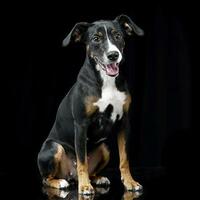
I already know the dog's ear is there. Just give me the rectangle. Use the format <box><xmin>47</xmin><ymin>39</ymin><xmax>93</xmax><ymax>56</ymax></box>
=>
<box><xmin>115</xmin><ymin>14</ymin><xmax>144</xmax><ymax>36</ymax></box>
<box><xmin>62</xmin><ymin>22</ymin><xmax>90</xmax><ymax>47</ymax></box>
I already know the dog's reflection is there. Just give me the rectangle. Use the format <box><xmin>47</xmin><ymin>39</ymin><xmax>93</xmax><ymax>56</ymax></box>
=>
<box><xmin>42</xmin><ymin>185</ymin><xmax>109</xmax><ymax>200</ymax></box>
<box><xmin>42</xmin><ymin>186</ymin><xmax>142</xmax><ymax>200</ymax></box>
<box><xmin>121</xmin><ymin>191</ymin><xmax>143</xmax><ymax>200</ymax></box>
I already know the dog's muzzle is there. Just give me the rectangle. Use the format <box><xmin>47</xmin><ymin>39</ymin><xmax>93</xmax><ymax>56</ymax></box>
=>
<box><xmin>95</xmin><ymin>57</ymin><xmax>119</xmax><ymax>77</ymax></box>
<box><xmin>104</xmin><ymin>63</ymin><xmax>119</xmax><ymax>76</ymax></box>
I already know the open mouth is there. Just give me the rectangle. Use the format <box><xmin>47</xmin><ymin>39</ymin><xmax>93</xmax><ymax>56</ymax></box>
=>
<box><xmin>94</xmin><ymin>57</ymin><xmax>119</xmax><ymax>77</ymax></box>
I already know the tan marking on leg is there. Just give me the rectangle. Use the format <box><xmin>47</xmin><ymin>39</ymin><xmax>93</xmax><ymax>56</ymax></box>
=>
<box><xmin>54</xmin><ymin>144</ymin><xmax>64</xmax><ymax>162</ymax></box>
<box><xmin>77</xmin><ymin>158</ymin><xmax>94</xmax><ymax>194</ymax></box>
<box><xmin>54</xmin><ymin>144</ymin><xmax>76</xmax><ymax>179</ymax></box>
<box><xmin>53</xmin><ymin>144</ymin><xmax>66</xmax><ymax>178</ymax></box>
<box><xmin>123</xmin><ymin>94</ymin><xmax>132</xmax><ymax>113</ymax></box>
<box><xmin>118</xmin><ymin>130</ymin><xmax>141</xmax><ymax>191</ymax></box>
<box><xmin>85</xmin><ymin>96</ymin><xmax>99</xmax><ymax>117</ymax></box>
<box><xmin>44</xmin><ymin>143</ymin><xmax>71</xmax><ymax>189</ymax></box>
<box><xmin>45</xmin><ymin>144</ymin><xmax>63</xmax><ymax>179</ymax></box>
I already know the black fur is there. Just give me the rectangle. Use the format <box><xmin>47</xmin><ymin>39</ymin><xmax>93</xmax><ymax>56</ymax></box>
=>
<box><xmin>37</xmin><ymin>14</ymin><xmax>144</xmax><ymax>186</ymax></box>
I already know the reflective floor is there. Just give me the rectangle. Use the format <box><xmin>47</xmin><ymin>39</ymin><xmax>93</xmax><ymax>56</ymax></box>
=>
<box><xmin>0</xmin><ymin>166</ymin><xmax>193</xmax><ymax>200</ymax></box>
<box><xmin>41</xmin><ymin>185</ymin><xmax>143</xmax><ymax>200</ymax></box>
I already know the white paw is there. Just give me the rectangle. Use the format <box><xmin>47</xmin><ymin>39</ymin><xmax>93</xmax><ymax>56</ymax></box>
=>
<box><xmin>59</xmin><ymin>190</ymin><xmax>69</xmax><ymax>198</ymax></box>
<box><xmin>79</xmin><ymin>184</ymin><xmax>95</xmax><ymax>195</ymax></box>
<box><xmin>95</xmin><ymin>187</ymin><xmax>110</xmax><ymax>194</ymax></box>
<box><xmin>82</xmin><ymin>190</ymin><xmax>94</xmax><ymax>195</ymax></box>
<box><xmin>134</xmin><ymin>184</ymin><xmax>143</xmax><ymax>191</ymax></box>
<box><xmin>59</xmin><ymin>179</ymin><xmax>69</xmax><ymax>189</ymax></box>
<box><xmin>93</xmin><ymin>177</ymin><xmax>110</xmax><ymax>185</ymax></box>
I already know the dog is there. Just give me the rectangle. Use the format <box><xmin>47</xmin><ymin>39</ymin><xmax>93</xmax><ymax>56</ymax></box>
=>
<box><xmin>37</xmin><ymin>14</ymin><xmax>144</xmax><ymax>195</ymax></box>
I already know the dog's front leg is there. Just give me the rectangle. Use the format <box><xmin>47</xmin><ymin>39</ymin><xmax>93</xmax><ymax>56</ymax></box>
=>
<box><xmin>118</xmin><ymin>130</ymin><xmax>142</xmax><ymax>191</ymax></box>
<box><xmin>74</xmin><ymin>122</ymin><xmax>94</xmax><ymax>195</ymax></box>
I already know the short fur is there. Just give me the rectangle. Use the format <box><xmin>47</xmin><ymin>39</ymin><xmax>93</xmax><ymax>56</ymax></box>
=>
<box><xmin>37</xmin><ymin>14</ymin><xmax>144</xmax><ymax>195</ymax></box>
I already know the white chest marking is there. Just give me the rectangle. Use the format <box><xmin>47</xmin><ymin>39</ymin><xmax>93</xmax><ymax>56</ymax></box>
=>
<box><xmin>94</xmin><ymin>66</ymin><xmax>126</xmax><ymax>122</ymax></box>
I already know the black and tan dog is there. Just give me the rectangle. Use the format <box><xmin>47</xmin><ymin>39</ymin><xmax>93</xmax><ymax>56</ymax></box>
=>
<box><xmin>37</xmin><ymin>14</ymin><xmax>144</xmax><ymax>195</ymax></box>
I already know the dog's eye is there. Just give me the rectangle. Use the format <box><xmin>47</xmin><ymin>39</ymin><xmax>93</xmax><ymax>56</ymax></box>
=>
<box><xmin>114</xmin><ymin>33</ymin><xmax>122</xmax><ymax>40</ymax></box>
<box><xmin>92</xmin><ymin>35</ymin><xmax>101</xmax><ymax>43</ymax></box>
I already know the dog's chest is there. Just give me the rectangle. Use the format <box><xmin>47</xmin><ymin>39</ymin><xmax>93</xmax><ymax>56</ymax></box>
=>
<box><xmin>94</xmin><ymin>83</ymin><xmax>126</xmax><ymax>122</ymax></box>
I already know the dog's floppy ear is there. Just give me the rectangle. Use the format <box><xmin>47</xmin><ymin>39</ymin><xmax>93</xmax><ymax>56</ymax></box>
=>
<box><xmin>115</xmin><ymin>14</ymin><xmax>144</xmax><ymax>36</ymax></box>
<box><xmin>62</xmin><ymin>22</ymin><xmax>90</xmax><ymax>47</ymax></box>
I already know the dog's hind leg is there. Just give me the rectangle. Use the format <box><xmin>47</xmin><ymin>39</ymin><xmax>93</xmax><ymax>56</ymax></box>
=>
<box><xmin>37</xmin><ymin>141</ymin><xmax>73</xmax><ymax>189</ymax></box>
<box><xmin>88</xmin><ymin>143</ymin><xmax>111</xmax><ymax>186</ymax></box>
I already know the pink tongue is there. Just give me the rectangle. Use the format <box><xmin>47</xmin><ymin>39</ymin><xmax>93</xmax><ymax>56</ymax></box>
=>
<box><xmin>105</xmin><ymin>63</ymin><xmax>119</xmax><ymax>76</ymax></box>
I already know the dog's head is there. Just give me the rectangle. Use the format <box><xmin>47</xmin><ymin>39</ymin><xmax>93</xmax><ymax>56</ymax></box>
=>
<box><xmin>62</xmin><ymin>15</ymin><xmax>144</xmax><ymax>77</ymax></box>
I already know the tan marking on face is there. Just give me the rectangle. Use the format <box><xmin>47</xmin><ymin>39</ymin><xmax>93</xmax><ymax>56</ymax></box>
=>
<box><xmin>111</xmin><ymin>29</ymin><xmax>117</xmax><ymax>34</ymax></box>
<box><xmin>85</xmin><ymin>96</ymin><xmax>99</xmax><ymax>117</ymax></box>
<box><xmin>86</xmin><ymin>45</ymin><xmax>89</xmax><ymax>53</ymax></box>
<box><xmin>86</xmin><ymin>44</ymin><xmax>92</xmax><ymax>58</ymax></box>
<box><xmin>73</xmin><ymin>30</ymin><xmax>82</xmax><ymax>42</ymax></box>
<box><xmin>123</xmin><ymin>94</ymin><xmax>132</xmax><ymax>113</ymax></box>
<box><xmin>98</xmin><ymin>32</ymin><xmax>103</xmax><ymax>37</ymax></box>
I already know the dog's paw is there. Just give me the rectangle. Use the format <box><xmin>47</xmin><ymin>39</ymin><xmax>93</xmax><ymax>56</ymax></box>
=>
<box><xmin>79</xmin><ymin>183</ymin><xmax>95</xmax><ymax>195</ymax></box>
<box><xmin>95</xmin><ymin>186</ymin><xmax>110</xmax><ymax>195</ymax></box>
<box><xmin>59</xmin><ymin>179</ymin><xmax>70</xmax><ymax>189</ymax></box>
<box><xmin>123</xmin><ymin>180</ymin><xmax>143</xmax><ymax>192</ymax></box>
<box><xmin>42</xmin><ymin>186</ymin><xmax>69</xmax><ymax>199</ymax></box>
<box><xmin>91</xmin><ymin>176</ymin><xmax>111</xmax><ymax>186</ymax></box>
<box><xmin>78</xmin><ymin>194</ymin><xmax>95</xmax><ymax>200</ymax></box>
<box><xmin>43</xmin><ymin>178</ymin><xmax>70</xmax><ymax>189</ymax></box>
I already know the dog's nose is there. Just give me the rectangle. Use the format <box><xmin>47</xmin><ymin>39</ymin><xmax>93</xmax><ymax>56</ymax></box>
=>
<box><xmin>107</xmin><ymin>51</ymin><xmax>119</xmax><ymax>61</ymax></box>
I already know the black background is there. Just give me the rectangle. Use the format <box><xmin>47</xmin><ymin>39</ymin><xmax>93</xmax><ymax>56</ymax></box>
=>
<box><xmin>2</xmin><ymin>1</ymin><xmax>194</xmax><ymax>198</ymax></box>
